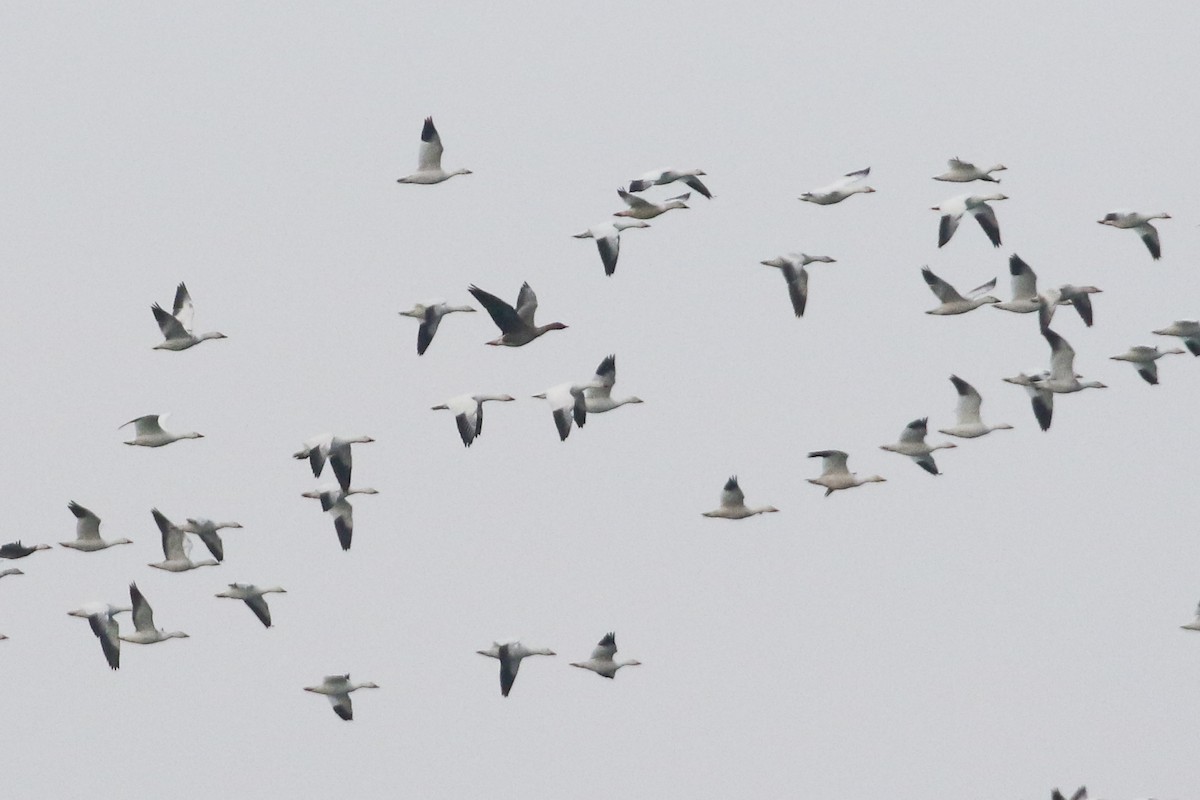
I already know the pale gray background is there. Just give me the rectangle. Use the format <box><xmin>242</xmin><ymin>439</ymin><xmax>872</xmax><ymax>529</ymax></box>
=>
<box><xmin>2</xmin><ymin>3</ymin><xmax>1198</xmax><ymax>798</ymax></box>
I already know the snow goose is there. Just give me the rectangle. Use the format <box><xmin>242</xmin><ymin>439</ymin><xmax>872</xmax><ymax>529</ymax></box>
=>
<box><xmin>301</xmin><ymin>485</ymin><xmax>377</xmax><ymax>551</ymax></box>
<box><xmin>148</xmin><ymin>509</ymin><xmax>219</xmax><ymax>572</ymax></box>
<box><xmin>932</xmin><ymin>157</ymin><xmax>1006</xmax><ymax>183</ymax></box>
<box><xmin>215</xmin><ymin>583</ymin><xmax>287</xmax><ymax>628</ymax></box>
<box><xmin>398</xmin><ymin>301</ymin><xmax>476</xmax><ymax>355</ymax></box>
<box><xmin>0</xmin><ymin>568</ymin><xmax>22</xmax><ymax>579</ymax></box>
<box><xmin>702</xmin><ymin>476</ymin><xmax>778</xmax><ymax>519</ymax></box>
<box><xmin>60</xmin><ymin>502</ymin><xmax>133</xmax><ymax>552</ymax></box>
<box><xmin>468</xmin><ymin>282</ymin><xmax>568</xmax><ymax>347</ymax></box>
<box><xmin>614</xmin><ymin>187</ymin><xmax>689</xmax><ymax>220</ymax></box>
<box><xmin>431</xmin><ymin>393</ymin><xmax>516</xmax><ymax>447</ymax></box>
<box><xmin>1110</xmin><ymin>345</ymin><xmax>1186</xmax><ymax>385</ymax></box>
<box><xmin>1181</xmin><ymin>600</ymin><xmax>1200</xmax><ymax>631</ymax></box>
<box><xmin>178</xmin><ymin>518</ymin><xmax>243</xmax><ymax>562</ymax></box>
<box><xmin>0</xmin><ymin>541</ymin><xmax>51</xmax><ymax>559</ymax></box>
<box><xmin>806</xmin><ymin>451</ymin><xmax>885</xmax><ymax>496</ymax></box>
<box><xmin>1153</xmin><ymin>320</ymin><xmax>1200</xmax><ymax>356</ymax></box>
<box><xmin>798</xmin><ymin>167</ymin><xmax>874</xmax><ymax>205</ymax></box>
<box><xmin>627</xmin><ymin>168</ymin><xmax>712</xmax><ymax>198</ymax></box>
<box><xmin>120</xmin><ymin>583</ymin><xmax>188</xmax><ymax>645</ymax></box>
<box><xmin>1037</xmin><ymin>284</ymin><xmax>1103</xmax><ymax>330</ymax></box>
<box><xmin>921</xmin><ymin>267</ymin><xmax>999</xmax><ymax>315</ymax></box>
<box><xmin>760</xmin><ymin>253</ymin><xmax>836</xmax><ymax>318</ymax></box>
<box><xmin>120</xmin><ymin>414</ymin><xmax>204</xmax><ymax>447</ymax></box>
<box><xmin>573</xmin><ymin>219</ymin><xmax>650</xmax><ymax>277</ymax></box>
<box><xmin>293</xmin><ymin>433</ymin><xmax>375</xmax><ymax>493</ymax></box>
<box><xmin>532</xmin><ymin>381</ymin><xmax>600</xmax><ymax>441</ymax></box>
<box><xmin>992</xmin><ymin>254</ymin><xmax>1041</xmax><ymax>314</ymax></box>
<box><xmin>395</xmin><ymin>117</ymin><xmax>471</xmax><ymax>184</ymax></box>
<box><xmin>68</xmin><ymin>601</ymin><xmax>130</xmax><ymax>669</ymax></box>
<box><xmin>1098</xmin><ymin>210</ymin><xmax>1170</xmax><ymax>259</ymax></box>
<box><xmin>304</xmin><ymin>674</ymin><xmax>379</xmax><ymax>720</ymax></box>
<box><xmin>1002</xmin><ymin>372</ymin><xmax>1055</xmax><ymax>431</ymax></box>
<box><xmin>570</xmin><ymin>632</ymin><xmax>641</xmax><ymax>679</ymax></box>
<box><xmin>932</xmin><ymin>193</ymin><xmax>1006</xmax><ymax>248</ymax></box>
<box><xmin>938</xmin><ymin>376</ymin><xmax>1013</xmax><ymax>438</ymax></box>
<box><xmin>1031</xmin><ymin>328</ymin><xmax>1108</xmax><ymax>396</ymax></box>
<box><xmin>477</xmin><ymin>641</ymin><xmax>556</xmax><ymax>697</ymax></box>
<box><xmin>879</xmin><ymin>418</ymin><xmax>956</xmax><ymax>475</ymax></box>
<box><xmin>151</xmin><ymin>282</ymin><xmax>227</xmax><ymax>351</ymax></box>
<box><xmin>583</xmin><ymin>355</ymin><xmax>643</xmax><ymax>413</ymax></box>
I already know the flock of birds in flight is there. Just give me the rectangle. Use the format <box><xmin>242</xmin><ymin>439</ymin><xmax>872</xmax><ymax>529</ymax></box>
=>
<box><xmin>2</xmin><ymin>115</ymin><xmax>1197</xmax><ymax>757</ymax></box>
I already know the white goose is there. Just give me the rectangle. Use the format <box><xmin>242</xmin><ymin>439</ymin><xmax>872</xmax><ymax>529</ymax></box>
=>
<box><xmin>806</xmin><ymin>451</ymin><xmax>886</xmax><ymax>496</ymax></box>
<box><xmin>120</xmin><ymin>414</ymin><xmax>204</xmax><ymax>447</ymax></box>
<box><xmin>613</xmin><ymin>187</ymin><xmax>689</xmax><ymax>220</ymax></box>
<box><xmin>583</xmin><ymin>355</ymin><xmax>643</xmax><ymax>414</ymax></box>
<box><xmin>760</xmin><ymin>253</ymin><xmax>836</xmax><ymax>318</ymax></box>
<box><xmin>301</xmin><ymin>485</ymin><xmax>378</xmax><ymax>552</ymax></box>
<box><xmin>532</xmin><ymin>381</ymin><xmax>600</xmax><ymax>441</ymax></box>
<box><xmin>921</xmin><ymin>267</ymin><xmax>999</xmax><ymax>315</ymax></box>
<box><xmin>1002</xmin><ymin>371</ymin><xmax>1054</xmax><ymax>432</ymax></box>
<box><xmin>304</xmin><ymin>674</ymin><xmax>380</xmax><ymax>720</ymax></box>
<box><xmin>431</xmin><ymin>394</ymin><xmax>516</xmax><ymax>447</ymax></box>
<box><xmin>178</xmin><ymin>518</ymin><xmax>243</xmax><ymax>562</ymax></box>
<box><xmin>1153</xmin><ymin>320</ymin><xmax>1200</xmax><ymax>356</ymax></box>
<box><xmin>879</xmin><ymin>418</ymin><xmax>956</xmax><ymax>475</ymax></box>
<box><xmin>627</xmin><ymin>168</ymin><xmax>712</xmax><ymax>198</ymax></box>
<box><xmin>149</xmin><ymin>508</ymin><xmax>220</xmax><ymax>572</ymax></box>
<box><xmin>395</xmin><ymin>117</ymin><xmax>472</xmax><ymax>184</ymax></box>
<box><xmin>932</xmin><ymin>157</ymin><xmax>1006</xmax><ymax>183</ymax></box>
<box><xmin>1037</xmin><ymin>284</ymin><xmax>1103</xmax><ymax>330</ymax></box>
<box><xmin>938</xmin><ymin>376</ymin><xmax>1013</xmax><ymax>439</ymax></box>
<box><xmin>702</xmin><ymin>476</ymin><xmax>778</xmax><ymax>519</ymax></box>
<box><xmin>293</xmin><ymin>433</ymin><xmax>375</xmax><ymax>493</ymax></box>
<box><xmin>398</xmin><ymin>301</ymin><xmax>476</xmax><ymax>355</ymax></box>
<box><xmin>932</xmin><ymin>193</ymin><xmax>1006</xmax><ymax>248</ymax></box>
<box><xmin>1181</xmin><ymin>600</ymin><xmax>1200</xmax><ymax>631</ymax></box>
<box><xmin>1098</xmin><ymin>210</ymin><xmax>1169</xmax><ymax>259</ymax></box>
<box><xmin>992</xmin><ymin>254</ymin><xmax>1041</xmax><ymax>314</ymax></box>
<box><xmin>120</xmin><ymin>583</ymin><xmax>189</xmax><ymax>645</ymax></box>
<box><xmin>798</xmin><ymin>167</ymin><xmax>874</xmax><ymax>205</ymax></box>
<box><xmin>60</xmin><ymin>502</ymin><xmax>133</xmax><ymax>552</ymax></box>
<box><xmin>151</xmin><ymin>282</ymin><xmax>227</xmax><ymax>351</ymax></box>
<box><xmin>1031</xmin><ymin>328</ymin><xmax>1108</xmax><ymax>396</ymax></box>
<box><xmin>477</xmin><ymin>641</ymin><xmax>556</xmax><ymax>697</ymax></box>
<box><xmin>573</xmin><ymin>219</ymin><xmax>650</xmax><ymax>277</ymax></box>
<box><xmin>216</xmin><ymin>583</ymin><xmax>287</xmax><ymax>628</ymax></box>
<box><xmin>1110</xmin><ymin>345</ymin><xmax>1186</xmax><ymax>385</ymax></box>
<box><xmin>68</xmin><ymin>601</ymin><xmax>131</xmax><ymax>670</ymax></box>
<box><xmin>570</xmin><ymin>632</ymin><xmax>641</xmax><ymax>679</ymax></box>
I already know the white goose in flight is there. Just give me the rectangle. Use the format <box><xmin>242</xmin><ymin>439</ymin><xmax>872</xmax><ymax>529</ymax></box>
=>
<box><xmin>120</xmin><ymin>583</ymin><xmax>189</xmax><ymax>645</ymax></box>
<box><xmin>879</xmin><ymin>418</ymin><xmax>956</xmax><ymax>475</ymax></box>
<box><xmin>613</xmin><ymin>187</ymin><xmax>689</xmax><ymax>220</ymax></box>
<box><xmin>921</xmin><ymin>267</ymin><xmax>999</xmax><ymax>315</ymax></box>
<box><xmin>149</xmin><ymin>509</ymin><xmax>219</xmax><ymax>572</ymax></box>
<box><xmin>760</xmin><ymin>253</ymin><xmax>836</xmax><ymax>318</ymax></box>
<box><xmin>1098</xmin><ymin>210</ymin><xmax>1169</xmax><ymax>259</ymax></box>
<box><xmin>398</xmin><ymin>301</ymin><xmax>476</xmax><ymax>355</ymax></box>
<box><xmin>806</xmin><ymin>451</ymin><xmax>885</xmax><ymax>496</ymax></box>
<box><xmin>121</xmin><ymin>414</ymin><xmax>204</xmax><ymax>447</ymax></box>
<box><xmin>702</xmin><ymin>476</ymin><xmax>778</xmax><ymax>519</ymax></box>
<box><xmin>1110</xmin><ymin>345</ymin><xmax>1186</xmax><ymax>385</ymax></box>
<box><xmin>431</xmin><ymin>394</ymin><xmax>516</xmax><ymax>447</ymax></box>
<box><xmin>583</xmin><ymin>355</ymin><xmax>643</xmax><ymax>414</ymax></box>
<box><xmin>301</xmin><ymin>485</ymin><xmax>378</xmax><ymax>552</ymax></box>
<box><xmin>216</xmin><ymin>583</ymin><xmax>287</xmax><ymax>628</ymax></box>
<box><xmin>477</xmin><ymin>641</ymin><xmax>556</xmax><ymax>697</ymax></box>
<box><xmin>1036</xmin><ymin>284</ymin><xmax>1103</xmax><ymax>330</ymax></box>
<box><xmin>60</xmin><ymin>502</ymin><xmax>133</xmax><ymax>552</ymax></box>
<box><xmin>293</xmin><ymin>433</ymin><xmax>375</xmax><ymax>493</ymax></box>
<box><xmin>468</xmin><ymin>282</ymin><xmax>568</xmax><ymax>347</ymax></box>
<box><xmin>151</xmin><ymin>282</ymin><xmax>227</xmax><ymax>351</ymax></box>
<box><xmin>68</xmin><ymin>601</ymin><xmax>131</xmax><ymax>670</ymax></box>
<box><xmin>1153</xmin><ymin>320</ymin><xmax>1200</xmax><ymax>356</ymax></box>
<box><xmin>573</xmin><ymin>219</ymin><xmax>650</xmax><ymax>277</ymax></box>
<box><xmin>627</xmin><ymin>168</ymin><xmax>712</xmax><ymax>198</ymax></box>
<box><xmin>1002</xmin><ymin>372</ymin><xmax>1054</xmax><ymax>432</ymax></box>
<box><xmin>396</xmin><ymin>117</ymin><xmax>471</xmax><ymax>184</ymax></box>
<box><xmin>178</xmin><ymin>517</ymin><xmax>243</xmax><ymax>562</ymax></box>
<box><xmin>798</xmin><ymin>167</ymin><xmax>874</xmax><ymax>205</ymax></box>
<box><xmin>304</xmin><ymin>674</ymin><xmax>380</xmax><ymax>720</ymax></box>
<box><xmin>932</xmin><ymin>193</ymin><xmax>1006</xmax><ymax>248</ymax></box>
<box><xmin>932</xmin><ymin>157</ymin><xmax>1006</xmax><ymax>183</ymax></box>
<box><xmin>570</xmin><ymin>632</ymin><xmax>641</xmax><ymax>679</ymax></box>
<box><xmin>992</xmin><ymin>254</ymin><xmax>1041</xmax><ymax>314</ymax></box>
<box><xmin>532</xmin><ymin>381</ymin><xmax>599</xmax><ymax>441</ymax></box>
<box><xmin>937</xmin><ymin>376</ymin><xmax>1012</xmax><ymax>439</ymax></box>
<box><xmin>1031</xmin><ymin>328</ymin><xmax>1108</xmax><ymax>396</ymax></box>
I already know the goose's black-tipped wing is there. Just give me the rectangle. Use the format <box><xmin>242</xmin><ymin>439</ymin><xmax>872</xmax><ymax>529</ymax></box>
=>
<box><xmin>1141</xmin><ymin>224</ymin><xmax>1161</xmax><ymax>259</ymax></box>
<box><xmin>938</xmin><ymin>214</ymin><xmax>959</xmax><ymax>248</ymax></box>
<box><xmin>195</xmin><ymin>530</ymin><xmax>224</xmax><ymax>562</ymax></box>
<box><xmin>417</xmin><ymin>306</ymin><xmax>441</xmax><ymax>355</ymax></box>
<box><xmin>498</xmin><ymin>643</ymin><xmax>519</xmax><ymax>697</ymax></box>
<box><xmin>682</xmin><ymin>174</ymin><xmax>713</xmax><ymax>199</ymax></box>
<box><xmin>552</xmin><ymin>408</ymin><xmax>572</xmax><ymax>441</ymax></box>
<box><xmin>974</xmin><ymin>205</ymin><xmax>1002</xmax><ymax>247</ymax></box>
<box><xmin>1071</xmin><ymin>294</ymin><xmax>1094</xmax><ymax>327</ymax></box>
<box><xmin>455</xmin><ymin>414</ymin><xmax>476</xmax><ymax>447</ymax></box>
<box><xmin>596</xmin><ymin>235</ymin><xmax>619</xmax><ymax>276</ymax></box>
<box><xmin>782</xmin><ymin>263</ymin><xmax>808</xmax><ymax>317</ymax></box>
<box><xmin>245</xmin><ymin>595</ymin><xmax>273</xmax><ymax>628</ymax></box>
<box><xmin>468</xmin><ymin>285</ymin><xmax>523</xmax><ymax>334</ymax></box>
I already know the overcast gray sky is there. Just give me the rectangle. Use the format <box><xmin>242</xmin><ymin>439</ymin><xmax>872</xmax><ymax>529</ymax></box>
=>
<box><xmin>3</xmin><ymin>3</ymin><xmax>1199</xmax><ymax>798</ymax></box>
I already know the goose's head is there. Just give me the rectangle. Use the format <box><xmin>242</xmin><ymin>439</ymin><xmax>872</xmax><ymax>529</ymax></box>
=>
<box><xmin>614</xmin><ymin>219</ymin><xmax>651</xmax><ymax>232</ymax></box>
<box><xmin>453</xmin><ymin>168</ymin><xmax>473</xmax><ymax>177</ymax></box>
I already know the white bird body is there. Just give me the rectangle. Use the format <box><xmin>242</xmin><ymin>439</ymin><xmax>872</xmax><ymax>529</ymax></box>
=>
<box><xmin>301</xmin><ymin>485</ymin><xmax>378</xmax><ymax>551</ymax></box>
<box><xmin>702</xmin><ymin>476</ymin><xmax>778</xmax><ymax>519</ymax></box>
<box><xmin>293</xmin><ymin>433</ymin><xmax>374</xmax><ymax>493</ymax></box>
<box><xmin>120</xmin><ymin>414</ymin><xmax>204</xmax><ymax>447</ymax></box>
<box><xmin>1153</xmin><ymin>320</ymin><xmax>1200</xmax><ymax>356</ymax></box>
<box><xmin>477</xmin><ymin>641</ymin><xmax>556</xmax><ymax>697</ymax></box>
<box><xmin>573</xmin><ymin>219</ymin><xmax>650</xmax><ymax>277</ymax></box>
<box><xmin>806</xmin><ymin>450</ymin><xmax>885</xmax><ymax>496</ymax></box>
<box><xmin>613</xmin><ymin>188</ymin><xmax>689</xmax><ymax>220</ymax></box>
<box><xmin>60</xmin><ymin>502</ymin><xmax>133</xmax><ymax>551</ymax></box>
<box><xmin>216</xmin><ymin>583</ymin><xmax>287</xmax><ymax>628</ymax></box>
<box><xmin>938</xmin><ymin>375</ymin><xmax>1013</xmax><ymax>439</ymax></box>
<box><xmin>396</xmin><ymin>117</ymin><xmax>471</xmax><ymax>184</ymax></box>
<box><xmin>879</xmin><ymin>418</ymin><xmax>956</xmax><ymax>475</ymax></box>
<box><xmin>1032</xmin><ymin>328</ymin><xmax>1108</xmax><ymax>395</ymax></box>
<box><xmin>178</xmin><ymin>517</ymin><xmax>243</xmax><ymax>562</ymax></box>
<box><xmin>533</xmin><ymin>381</ymin><xmax>602</xmax><ymax>441</ymax></box>
<box><xmin>993</xmin><ymin>254</ymin><xmax>1041</xmax><ymax>313</ymax></box>
<box><xmin>798</xmin><ymin>167</ymin><xmax>874</xmax><ymax>205</ymax></box>
<box><xmin>582</xmin><ymin>355</ymin><xmax>643</xmax><ymax>414</ymax></box>
<box><xmin>570</xmin><ymin>632</ymin><xmax>641</xmax><ymax>679</ymax></box>
<box><xmin>398</xmin><ymin>301</ymin><xmax>476</xmax><ymax>355</ymax></box>
<box><xmin>1002</xmin><ymin>371</ymin><xmax>1055</xmax><ymax>432</ymax></box>
<box><xmin>627</xmin><ymin>168</ymin><xmax>712</xmax><ymax>198</ymax></box>
<box><xmin>1110</xmin><ymin>345</ymin><xmax>1186</xmax><ymax>385</ymax></box>
<box><xmin>1098</xmin><ymin>210</ymin><xmax>1169</xmax><ymax>259</ymax></box>
<box><xmin>932</xmin><ymin>192</ymin><xmax>1006</xmax><ymax>248</ymax></box>
<box><xmin>68</xmin><ymin>601</ymin><xmax>131</xmax><ymax>669</ymax></box>
<box><xmin>921</xmin><ymin>267</ymin><xmax>1000</xmax><ymax>315</ymax></box>
<box><xmin>760</xmin><ymin>253</ymin><xmax>836</xmax><ymax>317</ymax></box>
<box><xmin>119</xmin><ymin>583</ymin><xmax>189</xmax><ymax>645</ymax></box>
<box><xmin>932</xmin><ymin>157</ymin><xmax>1006</xmax><ymax>183</ymax></box>
<box><xmin>151</xmin><ymin>282</ymin><xmax>227</xmax><ymax>351</ymax></box>
<box><xmin>304</xmin><ymin>674</ymin><xmax>380</xmax><ymax>720</ymax></box>
<box><xmin>149</xmin><ymin>509</ymin><xmax>220</xmax><ymax>572</ymax></box>
<box><xmin>431</xmin><ymin>393</ymin><xmax>515</xmax><ymax>447</ymax></box>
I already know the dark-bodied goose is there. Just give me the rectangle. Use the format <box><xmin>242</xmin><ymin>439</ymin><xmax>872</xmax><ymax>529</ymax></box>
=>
<box><xmin>468</xmin><ymin>283</ymin><xmax>567</xmax><ymax>347</ymax></box>
<box><xmin>396</xmin><ymin>117</ymin><xmax>471</xmax><ymax>184</ymax></box>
